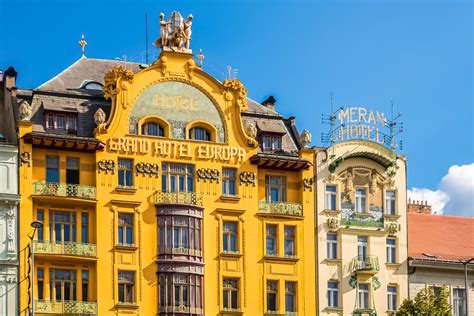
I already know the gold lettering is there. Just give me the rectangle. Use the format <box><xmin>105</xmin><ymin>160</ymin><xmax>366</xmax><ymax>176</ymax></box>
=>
<box><xmin>238</xmin><ymin>148</ymin><xmax>246</xmax><ymax>163</ymax></box>
<box><xmin>197</xmin><ymin>144</ymin><xmax>207</xmax><ymax>159</ymax></box>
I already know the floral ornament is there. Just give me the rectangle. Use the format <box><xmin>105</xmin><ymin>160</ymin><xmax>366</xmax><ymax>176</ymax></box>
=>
<box><xmin>197</xmin><ymin>168</ymin><xmax>220</xmax><ymax>183</ymax></box>
<box><xmin>103</xmin><ymin>66</ymin><xmax>134</xmax><ymax>100</ymax></box>
<box><xmin>349</xmin><ymin>274</ymin><xmax>358</xmax><ymax>288</ymax></box>
<box><xmin>385</xmin><ymin>223</ymin><xmax>399</xmax><ymax>235</ymax></box>
<box><xmin>326</xmin><ymin>218</ymin><xmax>339</xmax><ymax>231</ymax></box>
<box><xmin>239</xmin><ymin>172</ymin><xmax>256</xmax><ymax>186</ymax></box>
<box><xmin>223</xmin><ymin>79</ymin><xmax>248</xmax><ymax>112</ymax></box>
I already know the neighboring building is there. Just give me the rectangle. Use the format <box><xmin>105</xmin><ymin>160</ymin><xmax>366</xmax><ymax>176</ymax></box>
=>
<box><xmin>314</xmin><ymin>138</ymin><xmax>408</xmax><ymax>315</ymax></box>
<box><xmin>17</xmin><ymin>13</ymin><xmax>316</xmax><ymax>315</ymax></box>
<box><xmin>408</xmin><ymin>201</ymin><xmax>474</xmax><ymax>316</ymax></box>
<box><xmin>0</xmin><ymin>67</ymin><xmax>20</xmax><ymax>314</ymax></box>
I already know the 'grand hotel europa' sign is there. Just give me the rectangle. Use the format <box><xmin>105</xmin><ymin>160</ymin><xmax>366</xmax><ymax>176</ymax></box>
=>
<box><xmin>334</xmin><ymin>107</ymin><xmax>388</xmax><ymax>144</ymax></box>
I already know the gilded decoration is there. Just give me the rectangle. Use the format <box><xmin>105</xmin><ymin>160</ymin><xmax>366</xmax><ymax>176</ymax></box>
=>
<box><xmin>303</xmin><ymin>177</ymin><xmax>314</xmax><ymax>191</ymax></box>
<box><xmin>197</xmin><ymin>168</ymin><xmax>220</xmax><ymax>183</ymax></box>
<box><xmin>136</xmin><ymin>162</ymin><xmax>159</xmax><ymax>177</ymax></box>
<box><xmin>239</xmin><ymin>172</ymin><xmax>256</xmax><ymax>186</ymax></box>
<box><xmin>20</xmin><ymin>152</ymin><xmax>31</xmax><ymax>166</ymax></box>
<box><xmin>385</xmin><ymin>223</ymin><xmax>399</xmax><ymax>235</ymax></box>
<box><xmin>223</xmin><ymin>79</ymin><xmax>248</xmax><ymax>112</ymax></box>
<box><xmin>326</xmin><ymin>218</ymin><xmax>339</xmax><ymax>231</ymax></box>
<box><xmin>32</xmin><ymin>182</ymin><xmax>97</xmax><ymax>200</ymax></box>
<box><xmin>103</xmin><ymin>65</ymin><xmax>134</xmax><ymax>100</ymax></box>
<box><xmin>98</xmin><ymin>160</ymin><xmax>115</xmax><ymax>174</ymax></box>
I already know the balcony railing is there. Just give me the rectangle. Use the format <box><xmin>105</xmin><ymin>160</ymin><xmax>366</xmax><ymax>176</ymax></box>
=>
<box><xmin>35</xmin><ymin>300</ymin><xmax>97</xmax><ymax>314</ymax></box>
<box><xmin>154</xmin><ymin>191</ymin><xmax>203</xmax><ymax>206</ymax></box>
<box><xmin>160</xmin><ymin>247</ymin><xmax>203</xmax><ymax>257</ymax></box>
<box><xmin>350</xmin><ymin>255</ymin><xmax>380</xmax><ymax>274</ymax></box>
<box><xmin>340</xmin><ymin>218</ymin><xmax>384</xmax><ymax>229</ymax></box>
<box><xmin>33</xmin><ymin>181</ymin><xmax>96</xmax><ymax>200</ymax></box>
<box><xmin>158</xmin><ymin>306</ymin><xmax>203</xmax><ymax>314</ymax></box>
<box><xmin>33</xmin><ymin>240</ymin><xmax>97</xmax><ymax>258</ymax></box>
<box><xmin>258</xmin><ymin>201</ymin><xmax>303</xmax><ymax>217</ymax></box>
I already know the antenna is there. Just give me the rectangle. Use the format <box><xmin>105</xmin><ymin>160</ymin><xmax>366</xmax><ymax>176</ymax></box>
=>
<box><xmin>385</xmin><ymin>100</ymin><xmax>403</xmax><ymax>151</ymax></box>
<box><xmin>226</xmin><ymin>65</ymin><xmax>239</xmax><ymax>80</ymax></box>
<box><xmin>115</xmin><ymin>55</ymin><xmax>127</xmax><ymax>68</ymax></box>
<box><xmin>145</xmin><ymin>13</ymin><xmax>149</xmax><ymax>65</ymax></box>
<box><xmin>321</xmin><ymin>93</ymin><xmax>345</xmax><ymax>148</ymax></box>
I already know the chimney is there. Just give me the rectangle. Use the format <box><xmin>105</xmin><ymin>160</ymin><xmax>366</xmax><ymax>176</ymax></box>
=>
<box><xmin>262</xmin><ymin>96</ymin><xmax>276</xmax><ymax>111</ymax></box>
<box><xmin>407</xmin><ymin>199</ymin><xmax>432</xmax><ymax>214</ymax></box>
<box><xmin>3</xmin><ymin>67</ymin><xmax>17</xmax><ymax>90</ymax></box>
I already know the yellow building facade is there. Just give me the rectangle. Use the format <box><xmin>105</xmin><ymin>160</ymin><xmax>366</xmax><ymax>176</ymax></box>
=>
<box><xmin>17</xmin><ymin>22</ymin><xmax>317</xmax><ymax>315</ymax></box>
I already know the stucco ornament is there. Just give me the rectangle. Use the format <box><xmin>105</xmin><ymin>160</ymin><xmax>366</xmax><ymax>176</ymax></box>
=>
<box><xmin>94</xmin><ymin>108</ymin><xmax>106</xmax><ymax>126</ymax></box>
<box><xmin>19</xmin><ymin>100</ymin><xmax>32</xmax><ymax>121</ymax></box>
<box><xmin>245</xmin><ymin>122</ymin><xmax>257</xmax><ymax>139</ymax></box>
<box><xmin>103</xmin><ymin>66</ymin><xmax>134</xmax><ymax>100</ymax></box>
<box><xmin>326</xmin><ymin>218</ymin><xmax>339</xmax><ymax>231</ymax></box>
<box><xmin>300</xmin><ymin>129</ymin><xmax>312</xmax><ymax>147</ymax></box>
<box><xmin>345</xmin><ymin>168</ymin><xmax>354</xmax><ymax>192</ymax></box>
<box><xmin>154</xmin><ymin>12</ymin><xmax>193</xmax><ymax>53</ymax></box>
<box><xmin>386</xmin><ymin>223</ymin><xmax>399</xmax><ymax>235</ymax></box>
<box><xmin>223</xmin><ymin>79</ymin><xmax>248</xmax><ymax>112</ymax></box>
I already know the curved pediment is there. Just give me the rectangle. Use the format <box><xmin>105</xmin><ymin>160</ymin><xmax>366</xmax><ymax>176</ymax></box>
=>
<box><xmin>128</xmin><ymin>81</ymin><xmax>225</xmax><ymax>143</ymax></box>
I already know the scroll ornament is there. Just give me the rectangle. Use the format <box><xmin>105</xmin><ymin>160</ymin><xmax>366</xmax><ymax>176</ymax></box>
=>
<box><xmin>98</xmin><ymin>160</ymin><xmax>115</xmax><ymax>174</ymax></box>
<box><xmin>223</xmin><ymin>79</ymin><xmax>248</xmax><ymax>112</ymax></box>
<box><xmin>239</xmin><ymin>172</ymin><xmax>256</xmax><ymax>186</ymax></box>
<box><xmin>197</xmin><ymin>168</ymin><xmax>220</xmax><ymax>183</ymax></box>
<box><xmin>103</xmin><ymin>66</ymin><xmax>134</xmax><ymax>100</ymax></box>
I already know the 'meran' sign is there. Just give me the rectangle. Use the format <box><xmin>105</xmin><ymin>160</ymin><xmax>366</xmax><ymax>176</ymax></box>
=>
<box><xmin>335</xmin><ymin>107</ymin><xmax>387</xmax><ymax>144</ymax></box>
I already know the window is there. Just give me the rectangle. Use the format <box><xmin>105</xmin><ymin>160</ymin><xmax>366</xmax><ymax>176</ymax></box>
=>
<box><xmin>453</xmin><ymin>288</ymin><xmax>466</xmax><ymax>316</ymax></box>
<box><xmin>328</xmin><ymin>281</ymin><xmax>339</xmax><ymax>307</ymax></box>
<box><xmin>67</xmin><ymin>115</ymin><xmax>77</xmax><ymax>131</ymax></box>
<box><xmin>262</xmin><ymin>134</ymin><xmax>282</xmax><ymax>151</ymax></box>
<box><xmin>357</xmin><ymin>236</ymin><xmax>368</xmax><ymax>261</ymax></box>
<box><xmin>66</xmin><ymin>157</ymin><xmax>80</xmax><ymax>185</ymax></box>
<box><xmin>358</xmin><ymin>284</ymin><xmax>369</xmax><ymax>309</ymax></box>
<box><xmin>285</xmin><ymin>281</ymin><xmax>296</xmax><ymax>312</ymax></box>
<box><xmin>46</xmin><ymin>155</ymin><xmax>59</xmax><ymax>183</ymax></box>
<box><xmin>223</xmin><ymin>222</ymin><xmax>238</xmax><ymax>253</ymax></box>
<box><xmin>81</xmin><ymin>212</ymin><xmax>89</xmax><ymax>243</ymax></box>
<box><xmin>222</xmin><ymin>168</ymin><xmax>237</xmax><ymax>196</ymax></box>
<box><xmin>266</xmin><ymin>225</ymin><xmax>277</xmax><ymax>256</ymax></box>
<box><xmin>327</xmin><ymin>233</ymin><xmax>338</xmax><ymax>259</ymax></box>
<box><xmin>37</xmin><ymin>210</ymin><xmax>44</xmax><ymax>241</ymax></box>
<box><xmin>386</xmin><ymin>238</ymin><xmax>396</xmax><ymax>263</ymax></box>
<box><xmin>355</xmin><ymin>188</ymin><xmax>367</xmax><ymax>213</ymax></box>
<box><xmin>174</xmin><ymin>274</ymin><xmax>190</xmax><ymax>307</ymax></box>
<box><xmin>387</xmin><ymin>285</ymin><xmax>398</xmax><ymax>311</ymax></box>
<box><xmin>267</xmin><ymin>280</ymin><xmax>278</xmax><ymax>312</ymax></box>
<box><xmin>56</xmin><ymin>114</ymin><xmax>66</xmax><ymax>129</ymax></box>
<box><xmin>118</xmin><ymin>271</ymin><xmax>135</xmax><ymax>304</ymax></box>
<box><xmin>82</xmin><ymin>271</ymin><xmax>89</xmax><ymax>301</ymax></box>
<box><xmin>284</xmin><ymin>226</ymin><xmax>295</xmax><ymax>257</ymax></box>
<box><xmin>37</xmin><ymin>268</ymin><xmax>44</xmax><ymax>300</ymax></box>
<box><xmin>173</xmin><ymin>217</ymin><xmax>188</xmax><ymax>249</ymax></box>
<box><xmin>83</xmin><ymin>81</ymin><xmax>103</xmax><ymax>90</ymax></box>
<box><xmin>118</xmin><ymin>213</ymin><xmax>134</xmax><ymax>246</ymax></box>
<box><xmin>50</xmin><ymin>211</ymin><xmax>76</xmax><ymax>242</ymax></box>
<box><xmin>46</xmin><ymin>113</ymin><xmax>55</xmax><ymax>129</ymax></box>
<box><xmin>325</xmin><ymin>185</ymin><xmax>337</xmax><ymax>210</ymax></box>
<box><xmin>189</xmin><ymin>127</ymin><xmax>211</xmax><ymax>141</ymax></box>
<box><xmin>141</xmin><ymin>122</ymin><xmax>164</xmax><ymax>137</ymax></box>
<box><xmin>118</xmin><ymin>159</ymin><xmax>134</xmax><ymax>187</ymax></box>
<box><xmin>385</xmin><ymin>191</ymin><xmax>396</xmax><ymax>215</ymax></box>
<box><xmin>223</xmin><ymin>278</ymin><xmax>239</xmax><ymax>310</ymax></box>
<box><xmin>265</xmin><ymin>176</ymin><xmax>286</xmax><ymax>202</ymax></box>
<box><xmin>50</xmin><ymin>269</ymin><xmax>76</xmax><ymax>301</ymax></box>
<box><xmin>162</xmin><ymin>163</ymin><xmax>194</xmax><ymax>193</ymax></box>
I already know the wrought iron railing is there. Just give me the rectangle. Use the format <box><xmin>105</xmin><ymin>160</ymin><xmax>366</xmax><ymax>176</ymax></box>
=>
<box><xmin>154</xmin><ymin>191</ymin><xmax>203</xmax><ymax>206</ymax></box>
<box><xmin>258</xmin><ymin>201</ymin><xmax>303</xmax><ymax>217</ymax></box>
<box><xmin>340</xmin><ymin>218</ymin><xmax>384</xmax><ymax>229</ymax></box>
<box><xmin>35</xmin><ymin>300</ymin><xmax>97</xmax><ymax>314</ymax></box>
<box><xmin>33</xmin><ymin>181</ymin><xmax>96</xmax><ymax>200</ymax></box>
<box><xmin>33</xmin><ymin>240</ymin><xmax>97</xmax><ymax>258</ymax></box>
<box><xmin>350</xmin><ymin>255</ymin><xmax>380</xmax><ymax>273</ymax></box>
<box><xmin>158</xmin><ymin>306</ymin><xmax>203</xmax><ymax>314</ymax></box>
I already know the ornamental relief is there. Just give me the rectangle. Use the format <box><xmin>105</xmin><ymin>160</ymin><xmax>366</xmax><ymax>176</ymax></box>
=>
<box><xmin>335</xmin><ymin>166</ymin><xmax>388</xmax><ymax>195</ymax></box>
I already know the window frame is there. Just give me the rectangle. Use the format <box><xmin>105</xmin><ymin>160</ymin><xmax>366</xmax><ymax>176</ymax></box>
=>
<box><xmin>188</xmin><ymin>126</ymin><xmax>211</xmax><ymax>142</ymax></box>
<box><xmin>223</xmin><ymin>278</ymin><xmax>239</xmax><ymax>311</ymax></box>
<box><xmin>118</xmin><ymin>271</ymin><xmax>135</xmax><ymax>304</ymax></box>
<box><xmin>385</xmin><ymin>190</ymin><xmax>397</xmax><ymax>215</ymax></box>
<box><xmin>355</xmin><ymin>187</ymin><xmax>367</xmax><ymax>213</ymax></box>
<box><xmin>325</xmin><ymin>185</ymin><xmax>337</xmax><ymax>210</ymax></box>
<box><xmin>386</xmin><ymin>238</ymin><xmax>397</xmax><ymax>264</ymax></box>
<box><xmin>284</xmin><ymin>226</ymin><xmax>296</xmax><ymax>257</ymax></box>
<box><xmin>222</xmin><ymin>168</ymin><xmax>237</xmax><ymax>196</ymax></box>
<box><xmin>265</xmin><ymin>175</ymin><xmax>286</xmax><ymax>203</ymax></box>
<box><xmin>141</xmin><ymin>122</ymin><xmax>165</xmax><ymax>137</ymax></box>
<box><xmin>266</xmin><ymin>280</ymin><xmax>278</xmax><ymax>312</ymax></box>
<box><xmin>46</xmin><ymin>155</ymin><xmax>60</xmax><ymax>183</ymax></box>
<box><xmin>358</xmin><ymin>283</ymin><xmax>370</xmax><ymax>309</ymax></box>
<box><xmin>118</xmin><ymin>158</ymin><xmax>134</xmax><ymax>188</ymax></box>
<box><xmin>162</xmin><ymin>163</ymin><xmax>194</xmax><ymax>193</ymax></box>
<box><xmin>285</xmin><ymin>281</ymin><xmax>297</xmax><ymax>313</ymax></box>
<box><xmin>222</xmin><ymin>221</ymin><xmax>238</xmax><ymax>254</ymax></box>
<box><xmin>328</xmin><ymin>281</ymin><xmax>339</xmax><ymax>308</ymax></box>
<box><xmin>118</xmin><ymin>213</ymin><xmax>134</xmax><ymax>247</ymax></box>
<box><xmin>387</xmin><ymin>285</ymin><xmax>398</xmax><ymax>312</ymax></box>
<box><xmin>265</xmin><ymin>224</ymin><xmax>278</xmax><ymax>256</ymax></box>
<box><xmin>327</xmin><ymin>233</ymin><xmax>338</xmax><ymax>260</ymax></box>
<box><xmin>453</xmin><ymin>288</ymin><xmax>466</xmax><ymax>316</ymax></box>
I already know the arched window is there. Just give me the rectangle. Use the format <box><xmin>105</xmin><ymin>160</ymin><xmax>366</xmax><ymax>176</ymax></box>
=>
<box><xmin>141</xmin><ymin>122</ymin><xmax>164</xmax><ymax>137</ymax></box>
<box><xmin>189</xmin><ymin>127</ymin><xmax>211</xmax><ymax>141</ymax></box>
<box><xmin>81</xmin><ymin>81</ymin><xmax>103</xmax><ymax>90</ymax></box>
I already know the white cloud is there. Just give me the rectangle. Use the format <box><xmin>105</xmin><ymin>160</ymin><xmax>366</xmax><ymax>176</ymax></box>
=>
<box><xmin>408</xmin><ymin>163</ymin><xmax>474</xmax><ymax>217</ymax></box>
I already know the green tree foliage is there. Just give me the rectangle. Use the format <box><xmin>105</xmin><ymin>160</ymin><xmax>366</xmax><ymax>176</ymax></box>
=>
<box><xmin>397</xmin><ymin>286</ymin><xmax>452</xmax><ymax>315</ymax></box>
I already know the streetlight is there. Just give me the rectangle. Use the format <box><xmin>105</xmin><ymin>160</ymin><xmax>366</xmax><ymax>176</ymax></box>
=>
<box><xmin>29</xmin><ymin>220</ymin><xmax>43</xmax><ymax>316</ymax></box>
<box><xmin>459</xmin><ymin>257</ymin><xmax>474</xmax><ymax>316</ymax></box>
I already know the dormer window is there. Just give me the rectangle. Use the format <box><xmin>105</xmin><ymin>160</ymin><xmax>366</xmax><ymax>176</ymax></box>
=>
<box><xmin>189</xmin><ymin>127</ymin><xmax>211</xmax><ymax>141</ymax></box>
<box><xmin>262</xmin><ymin>134</ymin><xmax>282</xmax><ymax>151</ymax></box>
<box><xmin>81</xmin><ymin>81</ymin><xmax>103</xmax><ymax>90</ymax></box>
<box><xmin>46</xmin><ymin>112</ymin><xmax>77</xmax><ymax>132</ymax></box>
<box><xmin>141</xmin><ymin>122</ymin><xmax>164</xmax><ymax>137</ymax></box>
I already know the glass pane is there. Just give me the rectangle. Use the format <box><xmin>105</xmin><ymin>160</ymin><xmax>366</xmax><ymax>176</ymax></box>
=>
<box><xmin>118</xmin><ymin>227</ymin><xmax>124</xmax><ymax>244</ymax></box>
<box><xmin>223</xmin><ymin>291</ymin><xmax>229</xmax><ymax>308</ymax></box>
<box><xmin>231</xmin><ymin>290</ymin><xmax>238</xmax><ymax>309</ymax></box>
<box><xmin>126</xmin><ymin>227</ymin><xmax>133</xmax><ymax>245</ymax></box>
<box><xmin>230</xmin><ymin>235</ymin><xmax>237</xmax><ymax>252</ymax></box>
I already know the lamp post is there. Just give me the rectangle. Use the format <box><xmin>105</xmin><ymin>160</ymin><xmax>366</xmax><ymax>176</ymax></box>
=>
<box><xmin>460</xmin><ymin>257</ymin><xmax>474</xmax><ymax>316</ymax></box>
<box><xmin>30</xmin><ymin>220</ymin><xmax>43</xmax><ymax>316</ymax></box>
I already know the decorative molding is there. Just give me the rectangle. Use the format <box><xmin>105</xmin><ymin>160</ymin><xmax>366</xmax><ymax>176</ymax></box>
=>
<box><xmin>239</xmin><ymin>172</ymin><xmax>256</xmax><ymax>186</ymax></box>
<box><xmin>103</xmin><ymin>65</ymin><xmax>134</xmax><ymax>101</ymax></box>
<box><xmin>385</xmin><ymin>223</ymin><xmax>399</xmax><ymax>235</ymax></box>
<box><xmin>222</xmin><ymin>80</ymin><xmax>248</xmax><ymax>112</ymax></box>
<box><xmin>135</xmin><ymin>162</ymin><xmax>159</xmax><ymax>177</ymax></box>
<box><xmin>20</xmin><ymin>152</ymin><xmax>31</xmax><ymax>166</ymax></box>
<box><xmin>98</xmin><ymin>160</ymin><xmax>115</xmax><ymax>174</ymax></box>
<box><xmin>197</xmin><ymin>168</ymin><xmax>219</xmax><ymax>183</ymax></box>
<box><xmin>326</xmin><ymin>218</ymin><xmax>339</xmax><ymax>231</ymax></box>
<box><xmin>303</xmin><ymin>177</ymin><xmax>314</xmax><ymax>191</ymax></box>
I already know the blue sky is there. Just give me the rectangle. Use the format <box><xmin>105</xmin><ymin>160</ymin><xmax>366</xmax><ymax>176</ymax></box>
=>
<box><xmin>1</xmin><ymin>0</ymin><xmax>472</xmax><ymax>215</ymax></box>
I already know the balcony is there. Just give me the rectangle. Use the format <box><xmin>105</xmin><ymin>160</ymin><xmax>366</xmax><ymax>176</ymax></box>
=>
<box><xmin>160</xmin><ymin>247</ymin><xmax>203</xmax><ymax>257</ymax></box>
<box><xmin>340</xmin><ymin>218</ymin><xmax>384</xmax><ymax>229</ymax></box>
<box><xmin>350</xmin><ymin>255</ymin><xmax>379</xmax><ymax>274</ymax></box>
<box><xmin>35</xmin><ymin>300</ymin><xmax>97</xmax><ymax>314</ymax></box>
<box><xmin>154</xmin><ymin>191</ymin><xmax>203</xmax><ymax>206</ymax></box>
<box><xmin>33</xmin><ymin>181</ymin><xmax>96</xmax><ymax>200</ymax></box>
<box><xmin>159</xmin><ymin>306</ymin><xmax>203</xmax><ymax>314</ymax></box>
<box><xmin>258</xmin><ymin>201</ymin><xmax>303</xmax><ymax>218</ymax></box>
<box><xmin>33</xmin><ymin>240</ymin><xmax>97</xmax><ymax>258</ymax></box>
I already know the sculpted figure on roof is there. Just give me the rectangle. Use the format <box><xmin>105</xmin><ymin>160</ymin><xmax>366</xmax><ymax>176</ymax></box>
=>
<box><xmin>154</xmin><ymin>12</ymin><xmax>193</xmax><ymax>53</ymax></box>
